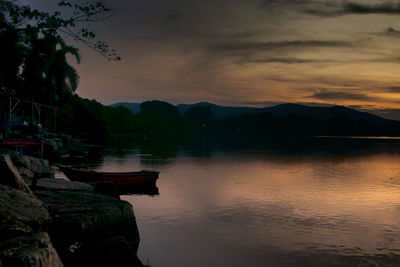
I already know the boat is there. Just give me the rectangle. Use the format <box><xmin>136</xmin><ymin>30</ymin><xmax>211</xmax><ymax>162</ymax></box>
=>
<box><xmin>1</xmin><ymin>138</ymin><xmax>44</xmax><ymax>155</ymax></box>
<box><xmin>58</xmin><ymin>166</ymin><xmax>159</xmax><ymax>186</ymax></box>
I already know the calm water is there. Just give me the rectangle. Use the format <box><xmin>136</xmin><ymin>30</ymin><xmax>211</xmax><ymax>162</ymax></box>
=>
<box><xmin>94</xmin><ymin>139</ymin><xmax>400</xmax><ymax>266</ymax></box>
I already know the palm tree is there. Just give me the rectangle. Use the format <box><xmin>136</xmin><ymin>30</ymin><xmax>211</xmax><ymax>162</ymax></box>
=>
<box><xmin>0</xmin><ymin>21</ymin><xmax>24</xmax><ymax>95</ymax></box>
<box><xmin>42</xmin><ymin>35</ymin><xmax>80</xmax><ymax>105</ymax></box>
<box><xmin>20</xmin><ymin>31</ymin><xmax>80</xmax><ymax>124</ymax></box>
<box><xmin>21</xmin><ymin>33</ymin><xmax>80</xmax><ymax>104</ymax></box>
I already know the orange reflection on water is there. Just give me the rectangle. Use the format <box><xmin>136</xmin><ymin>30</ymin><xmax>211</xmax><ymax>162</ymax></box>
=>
<box><xmin>120</xmin><ymin>150</ymin><xmax>400</xmax><ymax>264</ymax></box>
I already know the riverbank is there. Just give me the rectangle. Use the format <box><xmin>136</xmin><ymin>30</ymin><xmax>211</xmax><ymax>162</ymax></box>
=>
<box><xmin>0</xmin><ymin>151</ymin><xmax>144</xmax><ymax>266</ymax></box>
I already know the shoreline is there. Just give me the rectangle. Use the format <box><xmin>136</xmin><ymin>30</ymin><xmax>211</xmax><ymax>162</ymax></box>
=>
<box><xmin>0</xmin><ymin>146</ymin><xmax>145</xmax><ymax>266</ymax></box>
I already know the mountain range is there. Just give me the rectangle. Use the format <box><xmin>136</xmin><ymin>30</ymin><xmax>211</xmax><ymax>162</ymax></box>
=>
<box><xmin>111</xmin><ymin>102</ymin><xmax>395</xmax><ymax>123</ymax></box>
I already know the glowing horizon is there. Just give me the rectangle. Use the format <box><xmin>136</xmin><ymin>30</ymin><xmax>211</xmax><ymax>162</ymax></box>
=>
<box><xmin>28</xmin><ymin>0</ymin><xmax>400</xmax><ymax>112</ymax></box>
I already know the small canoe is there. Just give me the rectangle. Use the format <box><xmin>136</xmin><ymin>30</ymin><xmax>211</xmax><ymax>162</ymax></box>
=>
<box><xmin>58</xmin><ymin>166</ymin><xmax>159</xmax><ymax>186</ymax></box>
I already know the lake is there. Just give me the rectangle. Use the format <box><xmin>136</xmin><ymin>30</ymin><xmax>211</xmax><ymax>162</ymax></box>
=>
<box><xmin>92</xmin><ymin>138</ymin><xmax>400</xmax><ymax>266</ymax></box>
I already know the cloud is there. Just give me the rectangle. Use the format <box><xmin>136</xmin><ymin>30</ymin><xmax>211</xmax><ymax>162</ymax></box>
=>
<box><xmin>305</xmin><ymin>2</ymin><xmax>400</xmax><ymax>17</ymax></box>
<box><xmin>309</xmin><ymin>89</ymin><xmax>375</xmax><ymax>101</ymax></box>
<box><xmin>161</xmin><ymin>10</ymin><xmax>183</xmax><ymax>23</ymax></box>
<box><xmin>54</xmin><ymin>0</ymin><xmax>400</xmax><ymax>108</ymax></box>
<box><xmin>387</xmin><ymin>86</ymin><xmax>400</xmax><ymax>92</ymax></box>
<box><xmin>237</xmin><ymin>57</ymin><xmax>344</xmax><ymax>65</ymax></box>
<box><xmin>384</xmin><ymin>27</ymin><xmax>400</xmax><ymax>37</ymax></box>
<box><xmin>245</xmin><ymin>57</ymin><xmax>318</xmax><ymax>64</ymax></box>
<box><xmin>210</xmin><ymin>40</ymin><xmax>353</xmax><ymax>53</ymax></box>
<box><xmin>343</xmin><ymin>2</ymin><xmax>400</xmax><ymax>14</ymax></box>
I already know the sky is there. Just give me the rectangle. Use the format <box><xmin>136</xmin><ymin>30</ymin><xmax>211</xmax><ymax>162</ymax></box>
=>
<box><xmin>26</xmin><ymin>0</ymin><xmax>400</xmax><ymax>115</ymax></box>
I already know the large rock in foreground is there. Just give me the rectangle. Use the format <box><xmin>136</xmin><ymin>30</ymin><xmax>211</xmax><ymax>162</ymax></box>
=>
<box><xmin>0</xmin><ymin>185</ymin><xmax>50</xmax><ymax>237</ymax></box>
<box><xmin>67</xmin><ymin>235</ymin><xmax>144</xmax><ymax>267</ymax></box>
<box><xmin>34</xmin><ymin>180</ymin><xmax>141</xmax><ymax>266</ymax></box>
<box><xmin>0</xmin><ymin>155</ymin><xmax>32</xmax><ymax>194</ymax></box>
<box><xmin>0</xmin><ymin>185</ymin><xmax>62</xmax><ymax>267</ymax></box>
<box><xmin>1</xmin><ymin>232</ymin><xmax>63</xmax><ymax>267</ymax></box>
<box><xmin>34</xmin><ymin>189</ymin><xmax>140</xmax><ymax>246</ymax></box>
<box><xmin>36</xmin><ymin>178</ymin><xmax>93</xmax><ymax>192</ymax></box>
<box><xmin>8</xmin><ymin>152</ymin><xmax>54</xmax><ymax>186</ymax></box>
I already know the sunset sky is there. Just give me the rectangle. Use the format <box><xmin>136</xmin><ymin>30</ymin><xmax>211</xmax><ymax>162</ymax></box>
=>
<box><xmin>29</xmin><ymin>0</ymin><xmax>400</xmax><ymax>114</ymax></box>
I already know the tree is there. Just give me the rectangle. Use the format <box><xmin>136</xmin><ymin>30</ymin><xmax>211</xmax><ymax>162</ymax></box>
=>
<box><xmin>0</xmin><ymin>0</ymin><xmax>119</xmax><ymax>103</ymax></box>
<box><xmin>139</xmin><ymin>101</ymin><xmax>181</xmax><ymax>130</ymax></box>
<box><xmin>22</xmin><ymin>34</ymin><xmax>80</xmax><ymax>104</ymax></box>
<box><xmin>183</xmin><ymin>106</ymin><xmax>212</xmax><ymax>128</ymax></box>
<box><xmin>0</xmin><ymin>23</ymin><xmax>23</xmax><ymax>94</ymax></box>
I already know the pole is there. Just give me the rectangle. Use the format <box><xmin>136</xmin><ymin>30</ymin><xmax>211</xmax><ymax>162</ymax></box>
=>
<box><xmin>9</xmin><ymin>97</ymin><xmax>11</xmax><ymax>129</ymax></box>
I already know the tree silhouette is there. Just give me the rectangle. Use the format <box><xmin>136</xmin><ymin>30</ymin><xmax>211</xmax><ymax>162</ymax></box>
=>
<box><xmin>0</xmin><ymin>23</ymin><xmax>23</xmax><ymax>95</ymax></box>
<box><xmin>184</xmin><ymin>106</ymin><xmax>212</xmax><ymax>128</ymax></box>
<box><xmin>140</xmin><ymin>101</ymin><xmax>181</xmax><ymax>130</ymax></box>
<box><xmin>0</xmin><ymin>0</ymin><xmax>118</xmax><ymax>104</ymax></box>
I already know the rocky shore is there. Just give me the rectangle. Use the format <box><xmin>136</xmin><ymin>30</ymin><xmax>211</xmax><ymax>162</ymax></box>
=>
<box><xmin>0</xmin><ymin>152</ymin><xmax>144</xmax><ymax>267</ymax></box>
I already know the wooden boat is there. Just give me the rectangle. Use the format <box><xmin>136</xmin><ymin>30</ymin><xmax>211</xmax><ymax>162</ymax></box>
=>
<box><xmin>58</xmin><ymin>166</ymin><xmax>159</xmax><ymax>186</ymax></box>
<box><xmin>1</xmin><ymin>138</ymin><xmax>44</xmax><ymax>155</ymax></box>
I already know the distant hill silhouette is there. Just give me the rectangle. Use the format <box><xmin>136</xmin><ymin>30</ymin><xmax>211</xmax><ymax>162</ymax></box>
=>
<box><xmin>110</xmin><ymin>102</ymin><xmax>141</xmax><ymax>114</ymax></box>
<box><xmin>111</xmin><ymin>101</ymin><xmax>395</xmax><ymax>122</ymax></box>
<box><xmin>262</xmin><ymin>103</ymin><xmax>389</xmax><ymax>123</ymax></box>
<box><xmin>177</xmin><ymin>102</ymin><xmax>264</xmax><ymax>119</ymax></box>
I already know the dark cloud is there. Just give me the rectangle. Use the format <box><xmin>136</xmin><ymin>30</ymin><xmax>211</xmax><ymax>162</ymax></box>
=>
<box><xmin>211</xmin><ymin>40</ymin><xmax>353</xmax><ymax>52</ymax></box>
<box><xmin>344</xmin><ymin>2</ymin><xmax>400</xmax><ymax>14</ymax></box>
<box><xmin>387</xmin><ymin>86</ymin><xmax>400</xmax><ymax>92</ymax></box>
<box><xmin>238</xmin><ymin>57</ymin><xmax>343</xmax><ymax>65</ymax></box>
<box><xmin>310</xmin><ymin>90</ymin><xmax>375</xmax><ymax>101</ymax></box>
<box><xmin>385</xmin><ymin>27</ymin><xmax>400</xmax><ymax>36</ymax></box>
<box><xmin>201</xmin><ymin>32</ymin><xmax>256</xmax><ymax>39</ymax></box>
<box><xmin>260</xmin><ymin>0</ymin><xmax>314</xmax><ymax>9</ymax></box>
<box><xmin>245</xmin><ymin>58</ymin><xmax>318</xmax><ymax>64</ymax></box>
<box><xmin>162</xmin><ymin>10</ymin><xmax>183</xmax><ymax>23</ymax></box>
<box><xmin>304</xmin><ymin>9</ymin><xmax>342</xmax><ymax>17</ymax></box>
<box><xmin>306</xmin><ymin>2</ymin><xmax>400</xmax><ymax>17</ymax></box>
<box><xmin>261</xmin><ymin>0</ymin><xmax>311</xmax><ymax>4</ymax></box>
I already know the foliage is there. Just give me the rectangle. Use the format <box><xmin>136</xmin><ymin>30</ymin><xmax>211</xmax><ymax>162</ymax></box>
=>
<box><xmin>0</xmin><ymin>0</ymin><xmax>119</xmax><ymax>105</ymax></box>
<box><xmin>139</xmin><ymin>100</ymin><xmax>182</xmax><ymax>131</ymax></box>
<box><xmin>58</xmin><ymin>96</ymin><xmax>400</xmax><ymax>145</ymax></box>
<box><xmin>183</xmin><ymin>106</ymin><xmax>212</xmax><ymax>128</ymax></box>
<box><xmin>0</xmin><ymin>0</ymin><xmax>119</xmax><ymax>60</ymax></box>
<box><xmin>58</xmin><ymin>95</ymin><xmax>138</xmax><ymax>144</ymax></box>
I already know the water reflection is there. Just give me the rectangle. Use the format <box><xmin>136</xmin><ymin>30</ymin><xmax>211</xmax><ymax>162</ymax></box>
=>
<box><xmin>99</xmin><ymin>138</ymin><xmax>400</xmax><ymax>266</ymax></box>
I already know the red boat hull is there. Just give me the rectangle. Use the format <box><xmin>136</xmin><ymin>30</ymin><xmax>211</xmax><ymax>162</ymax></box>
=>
<box><xmin>59</xmin><ymin>166</ymin><xmax>159</xmax><ymax>186</ymax></box>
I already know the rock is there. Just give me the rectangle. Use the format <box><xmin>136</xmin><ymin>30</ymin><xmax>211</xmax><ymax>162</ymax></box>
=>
<box><xmin>16</xmin><ymin>168</ymin><xmax>35</xmax><ymax>180</ymax></box>
<box><xmin>36</xmin><ymin>179</ymin><xmax>93</xmax><ymax>192</ymax></box>
<box><xmin>8</xmin><ymin>152</ymin><xmax>54</xmax><ymax>182</ymax></box>
<box><xmin>68</xmin><ymin>236</ymin><xmax>144</xmax><ymax>267</ymax></box>
<box><xmin>58</xmin><ymin>134</ymin><xmax>72</xmax><ymax>145</ymax></box>
<box><xmin>88</xmin><ymin>181</ymin><xmax>119</xmax><ymax>199</ymax></box>
<box><xmin>33</xmin><ymin>189</ymin><xmax>140</xmax><ymax>255</ymax></box>
<box><xmin>0</xmin><ymin>185</ymin><xmax>60</xmax><ymax>266</ymax></box>
<box><xmin>45</xmin><ymin>133</ymin><xmax>57</xmax><ymax>138</ymax></box>
<box><xmin>44</xmin><ymin>138</ymin><xmax>63</xmax><ymax>152</ymax></box>
<box><xmin>43</xmin><ymin>138</ymin><xmax>64</xmax><ymax>159</ymax></box>
<box><xmin>0</xmin><ymin>185</ymin><xmax>51</xmax><ymax>237</ymax></box>
<box><xmin>0</xmin><ymin>154</ymin><xmax>32</xmax><ymax>194</ymax></box>
<box><xmin>19</xmin><ymin>172</ymin><xmax>36</xmax><ymax>187</ymax></box>
<box><xmin>0</xmin><ymin>232</ymin><xmax>64</xmax><ymax>267</ymax></box>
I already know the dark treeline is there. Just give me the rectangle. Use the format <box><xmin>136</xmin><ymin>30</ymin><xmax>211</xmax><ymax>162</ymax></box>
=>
<box><xmin>213</xmin><ymin>113</ymin><xmax>400</xmax><ymax>137</ymax></box>
<box><xmin>57</xmin><ymin>95</ymin><xmax>400</xmax><ymax>145</ymax></box>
